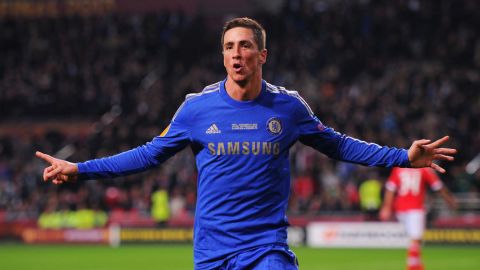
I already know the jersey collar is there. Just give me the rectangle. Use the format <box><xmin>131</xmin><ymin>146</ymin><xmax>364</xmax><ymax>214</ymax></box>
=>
<box><xmin>220</xmin><ymin>79</ymin><xmax>266</xmax><ymax>108</ymax></box>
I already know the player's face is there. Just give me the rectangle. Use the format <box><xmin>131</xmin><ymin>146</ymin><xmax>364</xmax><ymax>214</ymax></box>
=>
<box><xmin>222</xmin><ymin>27</ymin><xmax>267</xmax><ymax>86</ymax></box>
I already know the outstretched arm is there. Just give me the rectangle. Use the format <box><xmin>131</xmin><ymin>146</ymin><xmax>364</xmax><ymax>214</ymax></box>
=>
<box><xmin>36</xmin><ymin>131</ymin><xmax>190</xmax><ymax>183</ymax></box>
<box><xmin>438</xmin><ymin>186</ymin><xmax>458</xmax><ymax>210</ymax></box>
<box><xmin>35</xmin><ymin>99</ymin><xmax>193</xmax><ymax>184</ymax></box>
<box><xmin>36</xmin><ymin>151</ymin><xmax>79</xmax><ymax>184</ymax></box>
<box><xmin>294</xmin><ymin>92</ymin><xmax>457</xmax><ymax>170</ymax></box>
<box><xmin>379</xmin><ymin>189</ymin><xmax>395</xmax><ymax>221</ymax></box>
<box><xmin>408</xmin><ymin>136</ymin><xmax>457</xmax><ymax>174</ymax></box>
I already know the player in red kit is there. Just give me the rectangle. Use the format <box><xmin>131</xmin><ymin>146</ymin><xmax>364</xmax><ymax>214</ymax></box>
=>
<box><xmin>379</xmin><ymin>167</ymin><xmax>457</xmax><ymax>270</ymax></box>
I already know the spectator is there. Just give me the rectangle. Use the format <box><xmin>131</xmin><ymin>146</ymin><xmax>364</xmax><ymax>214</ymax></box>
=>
<box><xmin>358</xmin><ymin>172</ymin><xmax>382</xmax><ymax>221</ymax></box>
<box><xmin>0</xmin><ymin>0</ymin><xmax>478</xmax><ymax>223</ymax></box>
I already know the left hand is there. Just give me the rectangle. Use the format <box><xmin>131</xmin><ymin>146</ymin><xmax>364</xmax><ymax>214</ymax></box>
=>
<box><xmin>408</xmin><ymin>136</ymin><xmax>457</xmax><ymax>173</ymax></box>
<box><xmin>35</xmin><ymin>151</ymin><xmax>79</xmax><ymax>184</ymax></box>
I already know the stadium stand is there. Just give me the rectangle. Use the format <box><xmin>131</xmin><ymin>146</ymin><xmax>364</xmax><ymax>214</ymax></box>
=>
<box><xmin>0</xmin><ymin>0</ymin><xmax>479</xmax><ymax>231</ymax></box>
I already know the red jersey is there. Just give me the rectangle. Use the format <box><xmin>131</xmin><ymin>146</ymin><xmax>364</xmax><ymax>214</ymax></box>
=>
<box><xmin>385</xmin><ymin>167</ymin><xmax>443</xmax><ymax>212</ymax></box>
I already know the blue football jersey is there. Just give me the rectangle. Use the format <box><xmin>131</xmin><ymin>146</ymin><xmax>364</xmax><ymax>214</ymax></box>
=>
<box><xmin>78</xmin><ymin>79</ymin><xmax>409</xmax><ymax>269</ymax></box>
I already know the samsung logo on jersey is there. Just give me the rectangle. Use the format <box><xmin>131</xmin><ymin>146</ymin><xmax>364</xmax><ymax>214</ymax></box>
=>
<box><xmin>208</xmin><ymin>142</ymin><xmax>280</xmax><ymax>156</ymax></box>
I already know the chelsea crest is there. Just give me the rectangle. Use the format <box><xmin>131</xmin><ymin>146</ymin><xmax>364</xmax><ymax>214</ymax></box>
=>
<box><xmin>267</xmin><ymin>117</ymin><xmax>282</xmax><ymax>135</ymax></box>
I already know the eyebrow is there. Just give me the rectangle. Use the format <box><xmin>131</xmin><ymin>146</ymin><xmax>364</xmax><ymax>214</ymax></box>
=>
<box><xmin>223</xmin><ymin>40</ymin><xmax>254</xmax><ymax>47</ymax></box>
<box><xmin>239</xmin><ymin>40</ymin><xmax>253</xmax><ymax>46</ymax></box>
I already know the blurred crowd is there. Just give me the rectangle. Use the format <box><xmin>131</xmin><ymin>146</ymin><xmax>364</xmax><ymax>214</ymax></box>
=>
<box><xmin>1</xmin><ymin>0</ymin><xmax>479</xmax><ymax>224</ymax></box>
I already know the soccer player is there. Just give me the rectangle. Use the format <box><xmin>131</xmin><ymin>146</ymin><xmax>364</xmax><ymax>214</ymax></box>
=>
<box><xmin>36</xmin><ymin>17</ymin><xmax>457</xmax><ymax>270</ymax></box>
<box><xmin>379</xmin><ymin>167</ymin><xmax>458</xmax><ymax>270</ymax></box>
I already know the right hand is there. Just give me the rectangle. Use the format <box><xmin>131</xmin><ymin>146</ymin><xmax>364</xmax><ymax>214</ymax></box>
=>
<box><xmin>379</xmin><ymin>207</ymin><xmax>392</xmax><ymax>221</ymax></box>
<box><xmin>35</xmin><ymin>151</ymin><xmax>79</xmax><ymax>184</ymax></box>
<box><xmin>445</xmin><ymin>194</ymin><xmax>459</xmax><ymax>210</ymax></box>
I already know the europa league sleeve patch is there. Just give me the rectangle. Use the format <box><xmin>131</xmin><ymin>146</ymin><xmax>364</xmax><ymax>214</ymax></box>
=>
<box><xmin>160</xmin><ymin>124</ymin><xmax>171</xmax><ymax>137</ymax></box>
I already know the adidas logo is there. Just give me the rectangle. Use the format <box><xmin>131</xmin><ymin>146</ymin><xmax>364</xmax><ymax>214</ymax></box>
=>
<box><xmin>206</xmin><ymin>124</ymin><xmax>221</xmax><ymax>134</ymax></box>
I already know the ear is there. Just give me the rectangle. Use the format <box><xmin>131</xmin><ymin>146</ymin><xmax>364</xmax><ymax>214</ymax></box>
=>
<box><xmin>259</xmin><ymin>49</ymin><xmax>267</xmax><ymax>65</ymax></box>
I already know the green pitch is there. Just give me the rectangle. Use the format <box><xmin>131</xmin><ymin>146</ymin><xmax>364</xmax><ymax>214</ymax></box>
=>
<box><xmin>0</xmin><ymin>244</ymin><xmax>478</xmax><ymax>270</ymax></box>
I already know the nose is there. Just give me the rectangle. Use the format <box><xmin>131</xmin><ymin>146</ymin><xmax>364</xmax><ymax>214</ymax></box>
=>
<box><xmin>232</xmin><ymin>45</ymin><xmax>241</xmax><ymax>59</ymax></box>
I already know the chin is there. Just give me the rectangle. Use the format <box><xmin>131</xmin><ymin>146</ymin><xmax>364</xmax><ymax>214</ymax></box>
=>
<box><xmin>229</xmin><ymin>74</ymin><xmax>248</xmax><ymax>84</ymax></box>
<box><xmin>227</xmin><ymin>78</ymin><xmax>245</xmax><ymax>87</ymax></box>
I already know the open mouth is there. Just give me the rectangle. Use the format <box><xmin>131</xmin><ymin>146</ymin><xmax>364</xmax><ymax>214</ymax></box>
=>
<box><xmin>233</xmin><ymin>63</ymin><xmax>242</xmax><ymax>72</ymax></box>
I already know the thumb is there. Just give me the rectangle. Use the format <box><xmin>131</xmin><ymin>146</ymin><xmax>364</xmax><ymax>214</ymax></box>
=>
<box><xmin>414</xmin><ymin>139</ymin><xmax>431</xmax><ymax>147</ymax></box>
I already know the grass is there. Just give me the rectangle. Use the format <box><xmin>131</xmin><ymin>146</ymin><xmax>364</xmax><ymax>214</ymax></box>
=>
<box><xmin>0</xmin><ymin>244</ymin><xmax>479</xmax><ymax>270</ymax></box>
<box><xmin>293</xmin><ymin>246</ymin><xmax>480</xmax><ymax>270</ymax></box>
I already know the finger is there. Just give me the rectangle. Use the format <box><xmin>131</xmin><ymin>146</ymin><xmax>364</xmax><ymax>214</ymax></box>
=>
<box><xmin>36</xmin><ymin>151</ymin><xmax>56</xmax><ymax>164</ymax></box>
<box><xmin>52</xmin><ymin>179</ymin><xmax>64</xmax><ymax>185</ymax></box>
<box><xmin>45</xmin><ymin>166</ymin><xmax>63</xmax><ymax>180</ymax></box>
<box><xmin>414</xmin><ymin>139</ymin><xmax>431</xmax><ymax>147</ymax></box>
<box><xmin>43</xmin><ymin>166</ymin><xmax>55</xmax><ymax>181</ymax></box>
<box><xmin>433</xmin><ymin>154</ymin><xmax>454</xmax><ymax>161</ymax></box>
<box><xmin>431</xmin><ymin>163</ymin><xmax>446</xmax><ymax>174</ymax></box>
<box><xmin>434</xmin><ymin>148</ymin><xmax>457</xmax><ymax>155</ymax></box>
<box><xmin>413</xmin><ymin>140</ymin><xmax>432</xmax><ymax>152</ymax></box>
<box><xmin>57</xmin><ymin>174</ymin><xmax>69</xmax><ymax>181</ymax></box>
<box><xmin>43</xmin><ymin>168</ymin><xmax>50</xmax><ymax>181</ymax></box>
<box><xmin>428</xmin><ymin>136</ymin><xmax>450</xmax><ymax>148</ymax></box>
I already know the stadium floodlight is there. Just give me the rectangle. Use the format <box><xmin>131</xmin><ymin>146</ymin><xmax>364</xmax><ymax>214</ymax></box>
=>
<box><xmin>54</xmin><ymin>144</ymin><xmax>76</xmax><ymax>160</ymax></box>
<box><xmin>466</xmin><ymin>153</ymin><xmax>480</xmax><ymax>174</ymax></box>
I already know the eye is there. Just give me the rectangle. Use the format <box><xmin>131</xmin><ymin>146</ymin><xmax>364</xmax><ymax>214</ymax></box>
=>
<box><xmin>241</xmin><ymin>42</ymin><xmax>252</xmax><ymax>48</ymax></box>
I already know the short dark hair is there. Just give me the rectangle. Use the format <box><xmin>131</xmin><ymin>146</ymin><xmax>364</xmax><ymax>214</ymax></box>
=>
<box><xmin>221</xmin><ymin>17</ymin><xmax>266</xmax><ymax>51</ymax></box>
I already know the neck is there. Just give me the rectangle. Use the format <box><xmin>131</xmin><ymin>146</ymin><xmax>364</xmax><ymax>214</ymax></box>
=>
<box><xmin>225</xmin><ymin>76</ymin><xmax>262</xmax><ymax>101</ymax></box>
